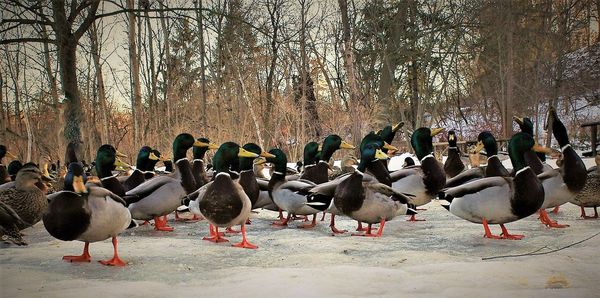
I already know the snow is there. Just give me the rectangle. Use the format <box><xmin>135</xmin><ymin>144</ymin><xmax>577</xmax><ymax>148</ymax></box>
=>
<box><xmin>2</xmin><ymin>203</ymin><xmax>599</xmax><ymax>297</ymax></box>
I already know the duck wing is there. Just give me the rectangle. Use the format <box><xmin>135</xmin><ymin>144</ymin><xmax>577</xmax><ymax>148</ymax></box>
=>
<box><xmin>279</xmin><ymin>180</ymin><xmax>316</xmax><ymax>195</ymax></box>
<box><xmin>389</xmin><ymin>168</ymin><xmax>420</xmax><ymax>181</ymax></box>
<box><xmin>537</xmin><ymin>169</ymin><xmax>560</xmax><ymax>182</ymax></box>
<box><xmin>187</xmin><ymin>181</ymin><xmax>212</xmax><ymax>215</ymax></box>
<box><xmin>256</xmin><ymin>178</ymin><xmax>270</xmax><ymax>191</ymax></box>
<box><xmin>0</xmin><ymin>200</ymin><xmax>29</xmax><ymax>228</ymax></box>
<box><xmin>445</xmin><ymin>167</ymin><xmax>485</xmax><ymax>188</ymax></box>
<box><xmin>441</xmin><ymin>177</ymin><xmax>508</xmax><ymax>202</ymax></box>
<box><xmin>0</xmin><ymin>181</ymin><xmax>15</xmax><ymax>190</ymax></box>
<box><xmin>124</xmin><ymin>175</ymin><xmax>176</xmax><ymax>203</ymax></box>
<box><xmin>365</xmin><ymin>183</ymin><xmax>414</xmax><ymax>204</ymax></box>
<box><xmin>88</xmin><ymin>186</ymin><xmax>127</xmax><ymax>206</ymax></box>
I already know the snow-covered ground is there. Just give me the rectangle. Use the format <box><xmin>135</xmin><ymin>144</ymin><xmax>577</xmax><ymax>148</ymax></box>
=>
<box><xmin>2</xmin><ymin>203</ymin><xmax>599</xmax><ymax>297</ymax></box>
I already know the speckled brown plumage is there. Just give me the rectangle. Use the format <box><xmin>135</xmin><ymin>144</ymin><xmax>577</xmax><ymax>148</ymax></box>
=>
<box><xmin>0</xmin><ymin>168</ymin><xmax>47</xmax><ymax>245</ymax></box>
<box><xmin>572</xmin><ymin>162</ymin><xmax>600</xmax><ymax>208</ymax></box>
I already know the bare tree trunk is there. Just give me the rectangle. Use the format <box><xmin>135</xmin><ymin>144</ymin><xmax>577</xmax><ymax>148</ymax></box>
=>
<box><xmin>127</xmin><ymin>0</ymin><xmax>142</xmax><ymax>150</ymax></box>
<box><xmin>51</xmin><ymin>0</ymin><xmax>100</xmax><ymax>158</ymax></box>
<box><xmin>265</xmin><ymin>0</ymin><xmax>282</xmax><ymax>142</ymax></box>
<box><xmin>407</xmin><ymin>1</ymin><xmax>419</xmax><ymax>129</ymax></box>
<box><xmin>408</xmin><ymin>60</ymin><xmax>419</xmax><ymax>129</ymax></box>
<box><xmin>596</xmin><ymin>0</ymin><xmax>600</xmax><ymax>43</ymax></box>
<box><xmin>40</xmin><ymin>15</ymin><xmax>64</xmax><ymax>159</ymax></box>
<box><xmin>338</xmin><ymin>0</ymin><xmax>363</xmax><ymax>147</ymax></box>
<box><xmin>22</xmin><ymin>47</ymin><xmax>33</xmax><ymax>161</ymax></box>
<box><xmin>0</xmin><ymin>70</ymin><xmax>4</xmax><ymax>132</ymax></box>
<box><xmin>234</xmin><ymin>64</ymin><xmax>264</xmax><ymax>147</ymax></box>
<box><xmin>141</xmin><ymin>0</ymin><xmax>158</xmax><ymax>137</ymax></box>
<box><xmin>546</xmin><ymin>1</ymin><xmax>569</xmax><ymax>147</ymax></box>
<box><xmin>194</xmin><ymin>0</ymin><xmax>208</xmax><ymax>129</ymax></box>
<box><xmin>378</xmin><ymin>3</ymin><xmax>407</xmax><ymax>121</ymax></box>
<box><xmin>5</xmin><ymin>48</ymin><xmax>22</xmax><ymax>134</ymax></box>
<box><xmin>505</xmin><ymin>3</ymin><xmax>514</xmax><ymax>139</ymax></box>
<box><xmin>158</xmin><ymin>0</ymin><xmax>171</xmax><ymax>131</ymax></box>
<box><xmin>89</xmin><ymin>22</ymin><xmax>109</xmax><ymax>144</ymax></box>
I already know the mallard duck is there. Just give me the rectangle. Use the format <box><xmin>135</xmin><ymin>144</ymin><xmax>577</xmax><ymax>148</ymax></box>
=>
<box><xmin>256</xmin><ymin>148</ymin><xmax>330</xmax><ymax>229</ymax></box>
<box><xmin>284</xmin><ymin>142</ymin><xmax>319</xmax><ymax>182</ymax></box>
<box><xmin>237</xmin><ymin>143</ymin><xmax>275</xmax><ymax>210</ymax></box>
<box><xmin>94</xmin><ymin>144</ymin><xmax>130</xmax><ymax>197</ymax></box>
<box><xmin>389</xmin><ymin>127</ymin><xmax>446</xmax><ymax>220</ymax></box>
<box><xmin>121</xmin><ymin>146</ymin><xmax>161</xmax><ymax>192</ymax></box>
<box><xmin>162</xmin><ymin>159</ymin><xmax>174</xmax><ymax>174</ymax></box>
<box><xmin>359</xmin><ymin>131</ymin><xmax>398</xmax><ymax>187</ymax></box>
<box><xmin>7</xmin><ymin>160</ymin><xmax>23</xmax><ymax>181</ymax></box>
<box><xmin>0</xmin><ymin>166</ymin><xmax>47</xmax><ymax>245</ymax></box>
<box><xmin>174</xmin><ymin>139</ymin><xmax>217</xmax><ymax>222</ymax></box>
<box><xmin>302</xmin><ymin>141</ymin><xmax>320</xmax><ymax>170</ymax></box>
<box><xmin>444</xmin><ymin>131</ymin><xmax>510</xmax><ymax>188</ymax></box>
<box><xmin>300</xmin><ymin>135</ymin><xmax>354</xmax><ymax>184</ymax></box>
<box><xmin>0</xmin><ymin>145</ymin><xmax>17</xmax><ymax>184</ymax></box>
<box><xmin>188</xmin><ymin>142</ymin><xmax>259</xmax><ymax>248</ymax></box>
<box><xmin>513</xmin><ymin>116</ymin><xmax>554</xmax><ymax>174</ymax></box>
<box><xmin>329</xmin><ymin>156</ymin><xmax>358</xmax><ymax>179</ymax></box>
<box><xmin>0</xmin><ymin>163</ymin><xmax>52</xmax><ymax>194</ymax></box>
<box><xmin>570</xmin><ymin>155</ymin><xmax>600</xmax><ymax>218</ymax></box>
<box><xmin>444</xmin><ymin>130</ymin><xmax>466</xmax><ymax>178</ymax></box>
<box><xmin>126</xmin><ymin>133</ymin><xmax>204</xmax><ymax>231</ymax></box>
<box><xmin>328</xmin><ymin>131</ymin><xmax>397</xmax><ymax>233</ymax></box>
<box><xmin>534</xmin><ymin>108</ymin><xmax>587</xmax><ymax>228</ymax></box>
<box><xmin>377</xmin><ymin>122</ymin><xmax>404</xmax><ymax>153</ymax></box>
<box><xmin>403</xmin><ymin>157</ymin><xmax>415</xmax><ymax>167</ymax></box>
<box><xmin>144</xmin><ymin>149</ymin><xmax>165</xmax><ymax>179</ymax></box>
<box><xmin>43</xmin><ymin>162</ymin><xmax>133</xmax><ymax>266</ymax></box>
<box><xmin>192</xmin><ymin>138</ymin><xmax>219</xmax><ymax>189</ymax></box>
<box><xmin>440</xmin><ymin>132</ymin><xmax>547</xmax><ymax>240</ymax></box>
<box><xmin>332</xmin><ymin>144</ymin><xmax>415</xmax><ymax>237</ymax></box>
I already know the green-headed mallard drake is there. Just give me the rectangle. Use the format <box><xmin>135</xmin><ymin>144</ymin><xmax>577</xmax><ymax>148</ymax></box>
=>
<box><xmin>390</xmin><ymin>127</ymin><xmax>446</xmax><ymax>220</ymax></box>
<box><xmin>302</xmin><ymin>141</ymin><xmax>320</xmax><ymax>170</ymax></box>
<box><xmin>260</xmin><ymin>148</ymin><xmax>331</xmax><ymax>229</ymax></box>
<box><xmin>444</xmin><ymin>131</ymin><xmax>510</xmax><ymax>188</ymax></box>
<box><xmin>174</xmin><ymin>139</ymin><xmax>217</xmax><ymax>222</ymax></box>
<box><xmin>534</xmin><ymin>108</ymin><xmax>587</xmax><ymax>228</ymax></box>
<box><xmin>120</xmin><ymin>146</ymin><xmax>159</xmax><ymax>192</ymax></box>
<box><xmin>162</xmin><ymin>159</ymin><xmax>174</xmax><ymax>174</ymax></box>
<box><xmin>0</xmin><ymin>145</ymin><xmax>17</xmax><ymax>184</ymax></box>
<box><xmin>94</xmin><ymin>144</ymin><xmax>130</xmax><ymax>197</ymax></box>
<box><xmin>237</xmin><ymin>143</ymin><xmax>275</xmax><ymax>210</ymax></box>
<box><xmin>513</xmin><ymin>116</ymin><xmax>554</xmax><ymax>174</ymax></box>
<box><xmin>300</xmin><ymin>135</ymin><xmax>354</xmax><ymax>184</ymax></box>
<box><xmin>570</xmin><ymin>155</ymin><xmax>600</xmax><ymax>218</ymax></box>
<box><xmin>188</xmin><ymin>142</ymin><xmax>259</xmax><ymax>248</ymax></box>
<box><xmin>192</xmin><ymin>138</ymin><xmax>219</xmax><ymax>189</ymax></box>
<box><xmin>359</xmin><ymin>131</ymin><xmax>398</xmax><ymax>187</ymax></box>
<box><xmin>403</xmin><ymin>157</ymin><xmax>415</xmax><ymax>167</ymax></box>
<box><xmin>332</xmin><ymin>144</ymin><xmax>415</xmax><ymax>237</ymax></box>
<box><xmin>0</xmin><ymin>166</ymin><xmax>47</xmax><ymax>245</ymax></box>
<box><xmin>7</xmin><ymin>160</ymin><xmax>23</xmax><ymax>181</ymax></box>
<box><xmin>444</xmin><ymin>130</ymin><xmax>466</xmax><ymax>178</ymax></box>
<box><xmin>325</xmin><ymin>131</ymin><xmax>397</xmax><ymax>233</ymax></box>
<box><xmin>377</xmin><ymin>122</ymin><xmax>403</xmax><ymax>150</ymax></box>
<box><xmin>439</xmin><ymin>132</ymin><xmax>547</xmax><ymax>240</ymax></box>
<box><xmin>43</xmin><ymin>162</ymin><xmax>134</xmax><ymax>266</ymax></box>
<box><xmin>284</xmin><ymin>142</ymin><xmax>320</xmax><ymax>182</ymax></box>
<box><xmin>143</xmin><ymin>149</ymin><xmax>166</xmax><ymax>179</ymax></box>
<box><xmin>126</xmin><ymin>133</ymin><xmax>204</xmax><ymax>231</ymax></box>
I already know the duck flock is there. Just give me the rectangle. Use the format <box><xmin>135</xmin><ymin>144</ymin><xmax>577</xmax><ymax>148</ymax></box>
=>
<box><xmin>0</xmin><ymin>107</ymin><xmax>598</xmax><ymax>267</ymax></box>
